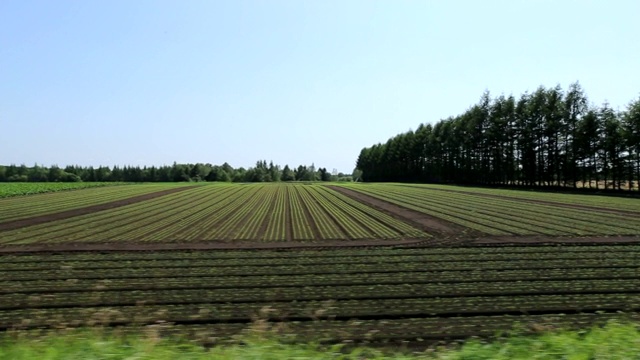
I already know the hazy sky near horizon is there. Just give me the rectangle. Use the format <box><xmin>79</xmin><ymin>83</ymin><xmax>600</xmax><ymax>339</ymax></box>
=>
<box><xmin>2</xmin><ymin>1</ymin><xmax>639</xmax><ymax>173</ymax></box>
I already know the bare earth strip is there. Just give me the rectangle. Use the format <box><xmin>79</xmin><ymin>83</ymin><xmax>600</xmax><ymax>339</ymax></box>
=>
<box><xmin>327</xmin><ymin>185</ymin><xmax>471</xmax><ymax>236</ymax></box>
<box><xmin>0</xmin><ymin>186</ymin><xmax>197</xmax><ymax>232</ymax></box>
<box><xmin>399</xmin><ymin>185</ymin><xmax>640</xmax><ymax>216</ymax></box>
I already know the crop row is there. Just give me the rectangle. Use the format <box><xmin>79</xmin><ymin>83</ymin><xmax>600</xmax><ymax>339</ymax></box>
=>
<box><xmin>0</xmin><ymin>184</ymin><xmax>429</xmax><ymax>244</ymax></box>
<box><xmin>3</xmin><ymin>279</ymin><xmax>640</xmax><ymax>310</ymax></box>
<box><xmin>342</xmin><ymin>184</ymin><xmax>640</xmax><ymax>236</ymax></box>
<box><xmin>314</xmin><ymin>186</ymin><xmax>425</xmax><ymax>238</ymax></box>
<box><xmin>0</xmin><ymin>184</ymin><xmax>190</xmax><ymax>223</ymax></box>
<box><xmin>3</xmin><ymin>293</ymin><xmax>640</xmax><ymax>330</ymax></box>
<box><xmin>355</xmin><ymin>186</ymin><xmax>576</xmax><ymax>236</ymax></box>
<box><xmin>3</xmin><ymin>244</ymin><xmax>640</xmax><ymax>263</ymax></box>
<box><xmin>401</xmin><ymin>183</ymin><xmax>640</xmax><ymax>213</ymax></box>
<box><xmin>2</xmin><ymin>267</ymin><xmax>640</xmax><ymax>294</ymax></box>
<box><xmin>0</xmin><ymin>182</ymin><xmax>124</xmax><ymax>199</ymax></box>
<box><xmin>0</xmin><ymin>185</ymin><xmax>225</xmax><ymax>244</ymax></box>
<box><xmin>388</xmin><ymin>186</ymin><xmax>640</xmax><ymax>235</ymax></box>
<box><xmin>3</xmin><ymin>251</ymin><xmax>639</xmax><ymax>272</ymax></box>
<box><xmin>3</xmin><ymin>259</ymin><xmax>638</xmax><ymax>281</ymax></box>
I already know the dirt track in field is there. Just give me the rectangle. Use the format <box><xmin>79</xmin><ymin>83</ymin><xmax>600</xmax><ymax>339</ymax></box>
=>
<box><xmin>402</xmin><ymin>185</ymin><xmax>640</xmax><ymax>217</ymax></box>
<box><xmin>327</xmin><ymin>185</ymin><xmax>474</xmax><ymax>236</ymax></box>
<box><xmin>0</xmin><ymin>186</ymin><xmax>197</xmax><ymax>232</ymax></box>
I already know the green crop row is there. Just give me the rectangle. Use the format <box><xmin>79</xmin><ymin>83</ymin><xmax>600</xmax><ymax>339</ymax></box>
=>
<box><xmin>0</xmin><ymin>184</ymin><xmax>430</xmax><ymax>244</ymax></box>
<box><xmin>3</xmin><ymin>244</ymin><xmax>640</xmax><ymax>263</ymax></box>
<box><xmin>341</xmin><ymin>184</ymin><xmax>640</xmax><ymax>236</ymax></box>
<box><xmin>400</xmin><ymin>183</ymin><xmax>640</xmax><ymax>213</ymax></box>
<box><xmin>0</xmin><ymin>182</ymin><xmax>124</xmax><ymax>199</ymax></box>
<box><xmin>3</xmin><ymin>258</ymin><xmax>638</xmax><ymax>281</ymax></box>
<box><xmin>3</xmin><ymin>278</ymin><xmax>639</xmax><ymax>310</ymax></box>
<box><xmin>385</xmin><ymin>186</ymin><xmax>640</xmax><ymax>235</ymax></box>
<box><xmin>2</xmin><ymin>293</ymin><xmax>639</xmax><ymax>331</ymax></box>
<box><xmin>0</xmin><ymin>184</ymin><xmax>190</xmax><ymax>222</ymax></box>
<box><xmin>2</xmin><ymin>267</ymin><xmax>640</xmax><ymax>295</ymax></box>
<box><xmin>3</xmin><ymin>251</ymin><xmax>639</xmax><ymax>272</ymax></box>
<box><xmin>0</xmin><ymin>186</ymin><xmax>217</xmax><ymax>244</ymax></box>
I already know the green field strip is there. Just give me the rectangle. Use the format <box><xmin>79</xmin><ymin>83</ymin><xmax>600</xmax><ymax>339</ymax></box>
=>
<box><xmin>345</xmin><ymin>184</ymin><xmax>640</xmax><ymax>236</ymax></box>
<box><xmin>3</xmin><ymin>245</ymin><xmax>639</xmax><ymax>263</ymax></box>
<box><xmin>3</xmin><ymin>293</ymin><xmax>640</xmax><ymax>330</ymax></box>
<box><xmin>108</xmin><ymin>186</ymin><xmax>250</xmax><ymax>242</ymax></box>
<box><xmin>345</xmin><ymin>186</ymin><xmax>537</xmax><ymax>235</ymax></box>
<box><xmin>294</xmin><ymin>186</ymin><xmax>344</xmax><ymax>239</ymax></box>
<box><xmin>378</xmin><ymin>187</ymin><xmax>584</xmax><ymax>235</ymax></box>
<box><xmin>262</xmin><ymin>186</ymin><xmax>287</xmax><ymax>241</ymax></box>
<box><xmin>0</xmin><ymin>184</ymin><xmax>190</xmax><ymax>222</ymax></box>
<box><xmin>302</xmin><ymin>186</ymin><xmax>371</xmax><ymax>239</ymax></box>
<box><xmin>3</xmin><ymin>252</ymin><xmax>639</xmax><ymax>271</ymax></box>
<box><xmin>0</xmin><ymin>186</ymin><xmax>215</xmax><ymax>244</ymax></box>
<box><xmin>2</xmin><ymin>267</ymin><xmax>640</xmax><ymax>294</ymax></box>
<box><xmin>0</xmin><ymin>185</ymin><xmax>287</xmax><ymax>244</ymax></box>
<box><xmin>3</xmin><ymin>279</ymin><xmax>640</xmax><ymax>310</ymax></box>
<box><xmin>0</xmin><ymin>182</ymin><xmax>124</xmax><ymax>198</ymax></box>
<box><xmin>210</xmin><ymin>187</ymin><xmax>266</xmax><ymax>240</ymax></box>
<box><xmin>368</xmin><ymin>187</ymin><xmax>566</xmax><ymax>235</ymax></box>
<box><xmin>397</xmin><ymin>183</ymin><xmax>640</xmax><ymax>213</ymax></box>
<box><xmin>380</xmin><ymin>188</ymin><xmax>580</xmax><ymax>234</ymax></box>
<box><xmin>0</xmin><ymin>188</ymin><xmax>206</xmax><ymax>243</ymax></box>
<box><xmin>315</xmin><ymin>186</ymin><xmax>408</xmax><ymax>239</ymax></box>
<box><xmin>2</xmin><ymin>258</ymin><xmax>639</xmax><ymax>280</ymax></box>
<box><xmin>179</xmin><ymin>186</ymin><xmax>262</xmax><ymax>240</ymax></box>
<box><xmin>384</xmin><ymin>188</ymin><xmax>636</xmax><ymax>235</ymax></box>
<box><xmin>148</xmin><ymin>186</ymin><xmax>250</xmax><ymax>241</ymax></box>
<box><xmin>318</xmin><ymin>186</ymin><xmax>428</xmax><ymax>238</ymax></box>
<box><xmin>70</xmin><ymin>186</ymin><xmax>237</xmax><ymax>242</ymax></box>
<box><xmin>341</xmin><ymin>186</ymin><xmax>513</xmax><ymax>235</ymax></box>
<box><xmin>288</xmin><ymin>186</ymin><xmax>314</xmax><ymax>240</ymax></box>
<box><xmin>237</xmin><ymin>186</ymin><xmax>276</xmax><ymax>240</ymax></box>
<box><xmin>387</xmin><ymin>186</ymin><xmax>640</xmax><ymax>235</ymax></box>
<box><xmin>295</xmin><ymin>185</ymin><xmax>350</xmax><ymax>240</ymax></box>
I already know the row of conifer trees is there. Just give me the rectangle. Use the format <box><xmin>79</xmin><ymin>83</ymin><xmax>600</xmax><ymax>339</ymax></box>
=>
<box><xmin>356</xmin><ymin>83</ymin><xmax>640</xmax><ymax>191</ymax></box>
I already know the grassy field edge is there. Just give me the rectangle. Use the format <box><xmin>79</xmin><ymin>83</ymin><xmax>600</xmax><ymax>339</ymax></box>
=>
<box><xmin>2</xmin><ymin>320</ymin><xmax>640</xmax><ymax>359</ymax></box>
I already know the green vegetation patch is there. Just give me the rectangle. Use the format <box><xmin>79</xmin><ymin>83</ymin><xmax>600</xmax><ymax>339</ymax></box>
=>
<box><xmin>0</xmin><ymin>184</ymin><xmax>427</xmax><ymax>245</ymax></box>
<box><xmin>3</xmin><ymin>320</ymin><xmax>640</xmax><ymax>359</ymax></box>
<box><xmin>0</xmin><ymin>182</ymin><xmax>122</xmax><ymax>199</ymax></box>
<box><xmin>340</xmin><ymin>183</ymin><xmax>640</xmax><ymax>236</ymax></box>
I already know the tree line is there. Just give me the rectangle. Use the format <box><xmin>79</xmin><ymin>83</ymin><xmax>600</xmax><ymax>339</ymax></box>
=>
<box><xmin>0</xmin><ymin>161</ymin><xmax>353</xmax><ymax>183</ymax></box>
<box><xmin>356</xmin><ymin>83</ymin><xmax>640</xmax><ymax>191</ymax></box>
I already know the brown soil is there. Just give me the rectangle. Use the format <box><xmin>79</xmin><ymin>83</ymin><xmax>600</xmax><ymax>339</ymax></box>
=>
<box><xmin>0</xmin><ymin>186</ymin><xmax>197</xmax><ymax>232</ymax></box>
<box><xmin>327</xmin><ymin>185</ymin><xmax>473</xmax><ymax>237</ymax></box>
<box><xmin>409</xmin><ymin>185</ymin><xmax>640</xmax><ymax>217</ymax></box>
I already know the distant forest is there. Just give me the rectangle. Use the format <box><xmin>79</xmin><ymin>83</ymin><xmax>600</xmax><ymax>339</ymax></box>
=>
<box><xmin>0</xmin><ymin>161</ymin><xmax>352</xmax><ymax>183</ymax></box>
<box><xmin>357</xmin><ymin>83</ymin><xmax>640</xmax><ymax>191</ymax></box>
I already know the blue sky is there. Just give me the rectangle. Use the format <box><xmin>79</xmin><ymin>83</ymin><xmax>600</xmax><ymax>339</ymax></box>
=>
<box><xmin>1</xmin><ymin>0</ymin><xmax>639</xmax><ymax>173</ymax></box>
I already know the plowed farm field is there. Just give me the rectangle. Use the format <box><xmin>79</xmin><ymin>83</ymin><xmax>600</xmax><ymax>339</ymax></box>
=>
<box><xmin>1</xmin><ymin>182</ymin><xmax>639</xmax><ymax>345</ymax></box>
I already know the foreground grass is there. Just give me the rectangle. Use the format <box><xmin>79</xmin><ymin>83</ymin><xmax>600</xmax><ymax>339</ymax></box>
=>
<box><xmin>2</xmin><ymin>321</ymin><xmax>640</xmax><ymax>360</ymax></box>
